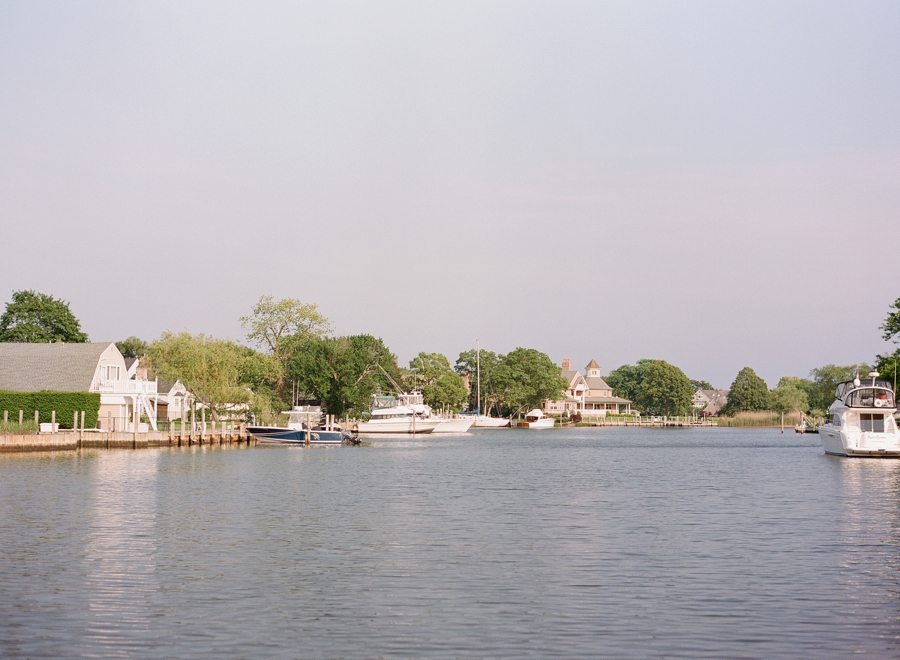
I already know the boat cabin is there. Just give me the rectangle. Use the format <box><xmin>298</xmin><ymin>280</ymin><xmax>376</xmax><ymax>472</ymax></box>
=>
<box><xmin>833</xmin><ymin>379</ymin><xmax>895</xmax><ymax>410</ymax></box>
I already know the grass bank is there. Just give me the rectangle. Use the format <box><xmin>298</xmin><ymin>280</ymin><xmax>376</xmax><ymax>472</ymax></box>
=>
<box><xmin>715</xmin><ymin>411</ymin><xmax>803</xmax><ymax>427</ymax></box>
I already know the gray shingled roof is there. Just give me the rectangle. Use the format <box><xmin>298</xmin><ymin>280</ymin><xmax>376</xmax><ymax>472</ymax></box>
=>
<box><xmin>584</xmin><ymin>376</ymin><xmax>611</xmax><ymax>390</ymax></box>
<box><xmin>0</xmin><ymin>342</ymin><xmax>112</xmax><ymax>392</ymax></box>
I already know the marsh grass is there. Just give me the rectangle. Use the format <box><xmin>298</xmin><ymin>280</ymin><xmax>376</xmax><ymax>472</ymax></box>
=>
<box><xmin>0</xmin><ymin>420</ymin><xmax>39</xmax><ymax>434</ymax></box>
<box><xmin>716</xmin><ymin>411</ymin><xmax>803</xmax><ymax>427</ymax></box>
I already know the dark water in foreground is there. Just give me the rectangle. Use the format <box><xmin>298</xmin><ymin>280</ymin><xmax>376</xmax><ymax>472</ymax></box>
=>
<box><xmin>2</xmin><ymin>427</ymin><xmax>899</xmax><ymax>658</ymax></box>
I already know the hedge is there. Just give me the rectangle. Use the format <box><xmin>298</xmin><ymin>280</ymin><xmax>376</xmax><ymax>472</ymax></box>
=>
<box><xmin>0</xmin><ymin>391</ymin><xmax>101</xmax><ymax>429</ymax></box>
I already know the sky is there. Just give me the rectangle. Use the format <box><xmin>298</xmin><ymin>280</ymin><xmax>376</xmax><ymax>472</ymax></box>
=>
<box><xmin>1</xmin><ymin>1</ymin><xmax>898</xmax><ymax>388</ymax></box>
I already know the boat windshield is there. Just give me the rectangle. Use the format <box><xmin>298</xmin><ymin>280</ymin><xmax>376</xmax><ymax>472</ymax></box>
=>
<box><xmin>835</xmin><ymin>380</ymin><xmax>894</xmax><ymax>402</ymax></box>
<box><xmin>372</xmin><ymin>396</ymin><xmax>398</xmax><ymax>410</ymax></box>
<box><xmin>843</xmin><ymin>387</ymin><xmax>895</xmax><ymax>409</ymax></box>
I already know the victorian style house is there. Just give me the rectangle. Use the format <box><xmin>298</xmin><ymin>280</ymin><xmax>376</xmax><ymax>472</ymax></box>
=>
<box><xmin>544</xmin><ymin>358</ymin><xmax>632</xmax><ymax>417</ymax></box>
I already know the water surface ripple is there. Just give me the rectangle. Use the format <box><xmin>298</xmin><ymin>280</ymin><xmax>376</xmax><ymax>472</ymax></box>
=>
<box><xmin>2</xmin><ymin>428</ymin><xmax>899</xmax><ymax>658</ymax></box>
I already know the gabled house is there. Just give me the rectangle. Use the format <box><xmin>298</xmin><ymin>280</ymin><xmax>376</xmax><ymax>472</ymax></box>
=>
<box><xmin>544</xmin><ymin>358</ymin><xmax>632</xmax><ymax>417</ymax></box>
<box><xmin>0</xmin><ymin>342</ymin><xmax>160</xmax><ymax>431</ymax></box>
<box><xmin>692</xmin><ymin>389</ymin><xmax>728</xmax><ymax>417</ymax></box>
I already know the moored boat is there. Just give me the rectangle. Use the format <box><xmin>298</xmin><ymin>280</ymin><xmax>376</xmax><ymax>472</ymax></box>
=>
<box><xmin>818</xmin><ymin>372</ymin><xmax>900</xmax><ymax>457</ymax></box>
<box><xmin>518</xmin><ymin>409</ymin><xmax>556</xmax><ymax>429</ymax></box>
<box><xmin>248</xmin><ymin>406</ymin><xmax>354</xmax><ymax>445</ymax></box>
<box><xmin>355</xmin><ymin>396</ymin><xmax>439</xmax><ymax>435</ymax></box>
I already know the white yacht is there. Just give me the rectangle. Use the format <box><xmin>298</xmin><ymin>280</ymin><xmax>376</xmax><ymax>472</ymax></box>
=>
<box><xmin>518</xmin><ymin>409</ymin><xmax>556</xmax><ymax>429</ymax></box>
<box><xmin>472</xmin><ymin>414</ymin><xmax>511</xmax><ymax>428</ymax></box>
<box><xmin>355</xmin><ymin>396</ymin><xmax>439</xmax><ymax>435</ymax></box>
<box><xmin>396</xmin><ymin>392</ymin><xmax>474</xmax><ymax>433</ymax></box>
<box><xmin>818</xmin><ymin>372</ymin><xmax>900</xmax><ymax>457</ymax></box>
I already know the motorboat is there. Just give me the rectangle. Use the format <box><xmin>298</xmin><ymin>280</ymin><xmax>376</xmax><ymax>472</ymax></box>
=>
<box><xmin>518</xmin><ymin>409</ymin><xmax>556</xmax><ymax>429</ymax></box>
<box><xmin>396</xmin><ymin>392</ymin><xmax>473</xmax><ymax>433</ymax></box>
<box><xmin>818</xmin><ymin>372</ymin><xmax>900</xmax><ymax>457</ymax></box>
<box><xmin>355</xmin><ymin>396</ymin><xmax>439</xmax><ymax>435</ymax></box>
<box><xmin>248</xmin><ymin>406</ymin><xmax>355</xmax><ymax>445</ymax></box>
<box><xmin>472</xmin><ymin>414</ymin><xmax>511</xmax><ymax>428</ymax></box>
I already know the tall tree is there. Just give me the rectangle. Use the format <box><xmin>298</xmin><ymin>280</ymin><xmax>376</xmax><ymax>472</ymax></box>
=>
<box><xmin>605</xmin><ymin>360</ymin><xmax>657</xmax><ymax>403</ymax></box>
<box><xmin>690</xmin><ymin>379</ymin><xmax>714</xmax><ymax>392</ymax></box>
<box><xmin>146</xmin><ymin>332</ymin><xmax>260</xmax><ymax>421</ymax></box>
<box><xmin>808</xmin><ymin>364</ymin><xmax>871</xmax><ymax>410</ymax></box>
<box><xmin>240</xmin><ymin>295</ymin><xmax>332</xmax><ymax>399</ymax></box>
<box><xmin>116</xmin><ymin>336</ymin><xmax>148</xmax><ymax>358</ymax></box>
<box><xmin>285</xmin><ymin>334</ymin><xmax>400</xmax><ymax>417</ymax></box>
<box><xmin>493</xmin><ymin>348</ymin><xmax>567</xmax><ymax>417</ymax></box>
<box><xmin>769</xmin><ymin>383</ymin><xmax>809</xmax><ymax>414</ymax></box>
<box><xmin>635</xmin><ymin>361</ymin><xmax>693</xmax><ymax>416</ymax></box>
<box><xmin>0</xmin><ymin>290</ymin><xmax>88</xmax><ymax>343</ymax></box>
<box><xmin>881</xmin><ymin>297</ymin><xmax>900</xmax><ymax>344</ymax></box>
<box><xmin>874</xmin><ymin>350</ymin><xmax>900</xmax><ymax>392</ymax></box>
<box><xmin>455</xmin><ymin>348</ymin><xmax>502</xmax><ymax>413</ymax></box>
<box><xmin>408</xmin><ymin>352</ymin><xmax>468</xmax><ymax>412</ymax></box>
<box><xmin>722</xmin><ymin>367</ymin><xmax>770</xmax><ymax>414</ymax></box>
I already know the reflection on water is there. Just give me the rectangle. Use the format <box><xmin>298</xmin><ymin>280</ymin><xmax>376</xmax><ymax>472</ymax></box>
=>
<box><xmin>1</xmin><ymin>430</ymin><xmax>900</xmax><ymax>658</ymax></box>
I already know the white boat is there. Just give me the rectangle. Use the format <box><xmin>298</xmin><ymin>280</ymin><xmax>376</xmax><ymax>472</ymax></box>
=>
<box><xmin>472</xmin><ymin>414</ymin><xmax>511</xmax><ymax>428</ymax></box>
<box><xmin>396</xmin><ymin>392</ymin><xmax>473</xmax><ymax>433</ymax></box>
<box><xmin>818</xmin><ymin>372</ymin><xmax>900</xmax><ymax>457</ymax></box>
<box><xmin>355</xmin><ymin>396</ymin><xmax>439</xmax><ymax>435</ymax></box>
<box><xmin>518</xmin><ymin>409</ymin><xmax>556</xmax><ymax>429</ymax></box>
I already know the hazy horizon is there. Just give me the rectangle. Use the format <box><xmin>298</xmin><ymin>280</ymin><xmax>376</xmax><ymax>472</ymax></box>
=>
<box><xmin>2</xmin><ymin>1</ymin><xmax>898</xmax><ymax>389</ymax></box>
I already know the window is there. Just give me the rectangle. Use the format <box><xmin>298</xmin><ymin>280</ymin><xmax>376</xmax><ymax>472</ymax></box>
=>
<box><xmin>833</xmin><ymin>414</ymin><xmax>842</xmax><ymax>427</ymax></box>
<box><xmin>103</xmin><ymin>365</ymin><xmax>120</xmax><ymax>381</ymax></box>
<box><xmin>860</xmin><ymin>414</ymin><xmax>885</xmax><ymax>433</ymax></box>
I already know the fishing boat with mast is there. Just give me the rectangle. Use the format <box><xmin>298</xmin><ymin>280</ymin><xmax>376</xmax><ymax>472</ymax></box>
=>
<box><xmin>818</xmin><ymin>371</ymin><xmax>900</xmax><ymax>457</ymax></box>
<box><xmin>470</xmin><ymin>339</ymin><xmax>511</xmax><ymax>428</ymax></box>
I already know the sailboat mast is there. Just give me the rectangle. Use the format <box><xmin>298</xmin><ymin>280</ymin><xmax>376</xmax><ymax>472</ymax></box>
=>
<box><xmin>476</xmin><ymin>339</ymin><xmax>481</xmax><ymax>415</ymax></box>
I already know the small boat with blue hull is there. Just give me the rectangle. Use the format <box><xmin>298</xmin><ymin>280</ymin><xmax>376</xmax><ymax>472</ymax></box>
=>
<box><xmin>248</xmin><ymin>406</ymin><xmax>357</xmax><ymax>445</ymax></box>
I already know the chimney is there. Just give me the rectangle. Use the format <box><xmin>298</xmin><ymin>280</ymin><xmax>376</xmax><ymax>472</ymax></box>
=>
<box><xmin>562</xmin><ymin>358</ymin><xmax>571</xmax><ymax>371</ymax></box>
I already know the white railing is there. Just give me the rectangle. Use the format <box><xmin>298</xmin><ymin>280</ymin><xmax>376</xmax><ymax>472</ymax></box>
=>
<box><xmin>93</xmin><ymin>379</ymin><xmax>158</xmax><ymax>395</ymax></box>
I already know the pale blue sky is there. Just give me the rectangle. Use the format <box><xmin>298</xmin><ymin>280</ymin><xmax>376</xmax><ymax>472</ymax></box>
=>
<box><xmin>1</xmin><ymin>1</ymin><xmax>898</xmax><ymax>387</ymax></box>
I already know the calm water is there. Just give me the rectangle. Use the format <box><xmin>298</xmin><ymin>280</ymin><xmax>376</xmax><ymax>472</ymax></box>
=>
<box><xmin>2</xmin><ymin>427</ymin><xmax>900</xmax><ymax>658</ymax></box>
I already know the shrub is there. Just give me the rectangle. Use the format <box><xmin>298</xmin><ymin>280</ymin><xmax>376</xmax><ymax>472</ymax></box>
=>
<box><xmin>0</xmin><ymin>391</ymin><xmax>101</xmax><ymax>429</ymax></box>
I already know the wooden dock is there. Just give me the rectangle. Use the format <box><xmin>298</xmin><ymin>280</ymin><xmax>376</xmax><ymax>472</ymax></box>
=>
<box><xmin>0</xmin><ymin>425</ymin><xmax>253</xmax><ymax>453</ymax></box>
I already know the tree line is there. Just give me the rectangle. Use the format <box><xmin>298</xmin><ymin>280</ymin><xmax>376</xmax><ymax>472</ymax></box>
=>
<box><xmin>2</xmin><ymin>289</ymin><xmax>898</xmax><ymax>421</ymax></box>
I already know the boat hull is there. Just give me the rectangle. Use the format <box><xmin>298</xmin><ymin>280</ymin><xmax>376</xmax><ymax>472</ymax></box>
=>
<box><xmin>517</xmin><ymin>418</ymin><xmax>555</xmax><ymax>429</ymax></box>
<box><xmin>432</xmin><ymin>418</ymin><xmax>474</xmax><ymax>433</ymax></box>
<box><xmin>248</xmin><ymin>427</ymin><xmax>345</xmax><ymax>445</ymax></box>
<box><xmin>819</xmin><ymin>424</ymin><xmax>900</xmax><ymax>457</ymax></box>
<box><xmin>355</xmin><ymin>420</ymin><xmax>438</xmax><ymax>435</ymax></box>
<box><xmin>472</xmin><ymin>415</ymin><xmax>510</xmax><ymax>428</ymax></box>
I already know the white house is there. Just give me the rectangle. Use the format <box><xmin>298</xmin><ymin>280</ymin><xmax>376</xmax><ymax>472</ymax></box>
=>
<box><xmin>544</xmin><ymin>358</ymin><xmax>632</xmax><ymax>417</ymax></box>
<box><xmin>0</xmin><ymin>342</ymin><xmax>161</xmax><ymax>431</ymax></box>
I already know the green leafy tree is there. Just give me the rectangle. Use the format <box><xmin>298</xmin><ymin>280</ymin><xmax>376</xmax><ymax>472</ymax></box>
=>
<box><xmin>147</xmin><ymin>332</ymin><xmax>256</xmax><ymax>421</ymax></box>
<box><xmin>808</xmin><ymin>364</ymin><xmax>871</xmax><ymax>410</ymax></box>
<box><xmin>722</xmin><ymin>367</ymin><xmax>770</xmax><ymax>414</ymax></box>
<box><xmin>690</xmin><ymin>379</ymin><xmax>713</xmax><ymax>392</ymax></box>
<box><xmin>408</xmin><ymin>352</ymin><xmax>468</xmax><ymax>412</ymax></box>
<box><xmin>493</xmin><ymin>348</ymin><xmax>567</xmax><ymax>417</ymax></box>
<box><xmin>605</xmin><ymin>360</ymin><xmax>656</xmax><ymax>403</ymax></box>
<box><xmin>285</xmin><ymin>334</ymin><xmax>400</xmax><ymax>417</ymax></box>
<box><xmin>240</xmin><ymin>295</ymin><xmax>332</xmax><ymax>399</ymax></box>
<box><xmin>456</xmin><ymin>348</ymin><xmax>502</xmax><ymax>413</ymax></box>
<box><xmin>776</xmin><ymin>376</ymin><xmax>817</xmax><ymax>410</ymax></box>
<box><xmin>881</xmin><ymin>297</ymin><xmax>900</xmax><ymax>343</ymax></box>
<box><xmin>116</xmin><ymin>336</ymin><xmax>148</xmax><ymax>358</ymax></box>
<box><xmin>769</xmin><ymin>383</ymin><xmax>809</xmax><ymax>414</ymax></box>
<box><xmin>874</xmin><ymin>350</ymin><xmax>900</xmax><ymax>391</ymax></box>
<box><xmin>635</xmin><ymin>360</ymin><xmax>693</xmax><ymax>416</ymax></box>
<box><xmin>0</xmin><ymin>290</ymin><xmax>88</xmax><ymax>343</ymax></box>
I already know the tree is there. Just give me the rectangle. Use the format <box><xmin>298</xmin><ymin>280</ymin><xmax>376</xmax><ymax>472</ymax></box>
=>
<box><xmin>874</xmin><ymin>350</ymin><xmax>900</xmax><ymax>392</ymax></box>
<box><xmin>722</xmin><ymin>367</ymin><xmax>769</xmax><ymax>414</ymax></box>
<box><xmin>408</xmin><ymin>352</ymin><xmax>468</xmax><ymax>412</ymax></box>
<box><xmin>881</xmin><ymin>297</ymin><xmax>900</xmax><ymax>343</ymax></box>
<box><xmin>456</xmin><ymin>348</ymin><xmax>502</xmax><ymax>413</ymax></box>
<box><xmin>635</xmin><ymin>360</ymin><xmax>693</xmax><ymax>416</ymax></box>
<box><xmin>605</xmin><ymin>360</ymin><xmax>657</xmax><ymax>403</ymax></box>
<box><xmin>808</xmin><ymin>364</ymin><xmax>871</xmax><ymax>410</ymax></box>
<box><xmin>769</xmin><ymin>383</ymin><xmax>809</xmax><ymax>414</ymax></box>
<box><xmin>285</xmin><ymin>334</ymin><xmax>400</xmax><ymax>417</ymax></box>
<box><xmin>0</xmin><ymin>290</ymin><xmax>88</xmax><ymax>343</ymax></box>
<box><xmin>116</xmin><ymin>336</ymin><xmax>148</xmax><ymax>358</ymax></box>
<box><xmin>146</xmin><ymin>332</ymin><xmax>255</xmax><ymax>421</ymax></box>
<box><xmin>776</xmin><ymin>376</ymin><xmax>817</xmax><ymax>410</ymax></box>
<box><xmin>240</xmin><ymin>295</ymin><xmax>332</xmax><ymax>399</ymax></box>
<box><xmin>690</xmin><ymin>379</ymin><xmax>713</xmax><ymax>392</ymax></box>
<box><xmin>492</xmin><ymin>348</ymin><xmax>567</xmax><ymax>417</ymax></box>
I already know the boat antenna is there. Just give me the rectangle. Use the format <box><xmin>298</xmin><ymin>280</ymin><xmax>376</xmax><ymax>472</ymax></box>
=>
<box><xmin>477</xmin><ymin>339</ymin><xmax>481</xmax><ymax>416</ymax></box>
<box><xmin>376</xmin><ymin>363</ymin><xmax>406</xmax><ymax>394</ymax></box>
